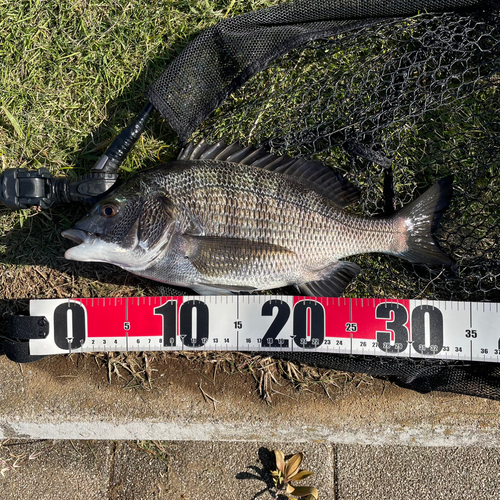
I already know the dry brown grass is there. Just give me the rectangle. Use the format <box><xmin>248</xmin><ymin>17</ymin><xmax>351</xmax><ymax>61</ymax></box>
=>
<box><xmin>88</xmin><ymin>350</ymin><xmax>364</xmax><ymax>404</ymax></box>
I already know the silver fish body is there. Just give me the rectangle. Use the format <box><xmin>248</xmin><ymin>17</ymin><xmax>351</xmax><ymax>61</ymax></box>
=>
<box><xmin>62</xmin><ymin>142</ymin><xmax>452</xmax><ymax>296</ymax></box>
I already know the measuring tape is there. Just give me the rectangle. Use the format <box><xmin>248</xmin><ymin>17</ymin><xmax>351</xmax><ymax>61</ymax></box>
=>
<box><xmin>9</xmin><ymin>295</ymin><xmax>500</xmax><ymax>363</ymax></box>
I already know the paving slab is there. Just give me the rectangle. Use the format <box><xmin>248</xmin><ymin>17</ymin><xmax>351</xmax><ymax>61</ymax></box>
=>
<box><xmin>335</xmin><ymin>444</ymin><xmax>500</xmax><ymax>500</ymax></box>
<box><xmin>0</xmin><ymin>440</ymin><xmax>110</xmax><ymax>500</ymax></box>
<box><xmin>163</xmin><ymin>441</ymin><xmax>334</xmax><ymax>500</ymax></box>
<box><xmin>0</xmin><ymin>440</ymin><xmax>332</xmax><ymax>500</ymax></box>
<box><xmin>3</xmin><ymin>439</ymin><xmax>500</xmax><ymax>499</ymax></box>
<box><xmin>2</xmin><ymin>354</ymin><xmax>500</xmax><ymax>446</ymax></box>
<box><xmin>109</xmin><ymin>442</ymin><xmax>170</xmax><ymax>499</ymax></box>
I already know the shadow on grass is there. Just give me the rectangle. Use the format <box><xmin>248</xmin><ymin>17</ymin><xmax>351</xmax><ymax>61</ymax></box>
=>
<box><xmin>63</xmin><ymin>27</ymin><xmax>200</xmax><ymax>177</ymax></box>
<box><xmin>0</xmin><ymin>34</ymin><xmax>197</xmax><ymax>286</ymax></box>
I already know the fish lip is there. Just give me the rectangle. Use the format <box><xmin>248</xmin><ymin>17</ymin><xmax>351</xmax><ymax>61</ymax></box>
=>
<box><xmin>61</xmin><ymin>228</ymin><xmax>95</xmax><ymax>245</ymax></box>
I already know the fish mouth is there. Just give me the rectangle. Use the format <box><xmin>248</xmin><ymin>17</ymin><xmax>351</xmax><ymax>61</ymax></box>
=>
<box><xmin>61</xmin><ymin>228</ymin><xmax>95</xmax><ymax>245</ymax></box>
<box><xmin>61</xmin><ymin>227</ymin><xmax>142</xmax><ymax>266</ymax></box>
<box><xmin>61</xmin><ymin>229</ymin><xmax>100</xmax><ymax>262</ymax></box>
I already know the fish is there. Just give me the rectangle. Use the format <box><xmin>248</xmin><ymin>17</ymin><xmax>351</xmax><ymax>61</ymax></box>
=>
<box><xmin>61</xmin><ymin>140</ymin><xmax>453</xmax><ymax>296</ymax></box>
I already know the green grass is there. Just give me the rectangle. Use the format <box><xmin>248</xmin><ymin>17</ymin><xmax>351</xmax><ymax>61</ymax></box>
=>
<box><xmin>1</xmin><ymin>2</ymin><xmax>498</xmax><ymax>306</ymax></box>
<box><xmin>0</xmin><ymin>0</ymin><xmax>499</xmax><ymax>390</ymax></box>
<box><xmin>1</xmin><ymin>0</ymin><xmax>338</xmax><ymax>399</ymax></box>
<box><xmin>0</xmin><ymin>0</ymin><xmax>279</xmax><ymax>176</ymax></box>
<box><xmin>0</xmin><ymin>1</ymin><xmax>498</xmax><ymax>424</ymax></box>
<box><xmin>0</xmin><ymin>0</ymin><xmax>281</xmax><ymax>301</ymax></box>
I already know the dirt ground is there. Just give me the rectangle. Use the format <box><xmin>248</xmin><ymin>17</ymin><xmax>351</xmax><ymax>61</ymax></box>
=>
<box><xmin>3</xmin><ymin>347</ymin><xmax>500</xmax><ymax>441</ymax></box>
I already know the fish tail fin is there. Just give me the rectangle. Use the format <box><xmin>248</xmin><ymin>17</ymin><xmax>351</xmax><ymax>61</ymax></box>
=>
<box><xmin>395</xmin><ymin>176</ymin><xmax>453</xmax><ymax>265</ymax></box>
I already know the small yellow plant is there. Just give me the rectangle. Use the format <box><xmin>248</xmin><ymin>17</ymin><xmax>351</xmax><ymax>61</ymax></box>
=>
<box><xmin>271</xmin><ymin>450</ymin><xmax>318</xmax><ymax>500</ymax></box>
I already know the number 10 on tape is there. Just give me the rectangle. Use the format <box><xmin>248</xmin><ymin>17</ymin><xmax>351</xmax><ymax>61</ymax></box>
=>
<box><xmin>28</xmin><ymin>296</ymin><xmax>500</xmax><ymax>363</ymax></box>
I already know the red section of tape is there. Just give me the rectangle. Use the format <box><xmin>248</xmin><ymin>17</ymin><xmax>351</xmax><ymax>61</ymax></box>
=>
<box><xmin>324</xmin><ymin>297</ymin><xmax>352</xmax><ymax>338</ymax></box>
<box><xmin>76</xmin><ymin>296</ymin><xmax>184</xmax><ymax>338</ymax></box>
<box><xmin>77</xmin><ymin>297</ymin><xmax>127</xmax><ymax>338</ymax></box>
<box><xmin>350</xmin><ymin>298</ymin><xmax>411</xmax><ymax>341</ymax></box>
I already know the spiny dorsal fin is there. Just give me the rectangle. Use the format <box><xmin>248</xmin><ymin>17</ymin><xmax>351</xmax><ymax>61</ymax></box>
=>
<box><xmin>178</xmin><ymin>139</ymin><xmax>360</xmax><ymax>207</ymax></box>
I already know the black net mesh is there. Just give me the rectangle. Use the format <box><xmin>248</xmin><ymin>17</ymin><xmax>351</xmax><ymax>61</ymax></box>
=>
<box><xmin>146</xmin><ymin>0</ymin><xmax>497</xmax><ymax>145</ymax></box>
<box><xmin>273</xmin><ymin>352</ymin><xmax>500</xmax><ymax>399</ymax></box>
<box><xmin>149</xmin><ymin>1</ymin><xmax>500</xmax><ymax>398</ymax></box>
<box><xmin>195</xmin><ymin>10</ymin><xmax>500</xmax><ymax>303</ymax></box>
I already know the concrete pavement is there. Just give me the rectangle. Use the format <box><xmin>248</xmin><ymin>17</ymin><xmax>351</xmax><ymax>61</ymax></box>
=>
<box><xmin>1</xmin><ymin>353</ymin><xmax>500</xmax><ymax>498</ymax></box>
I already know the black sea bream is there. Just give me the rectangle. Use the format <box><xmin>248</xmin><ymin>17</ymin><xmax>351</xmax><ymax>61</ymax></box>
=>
<box><xmin>62</xmin><ymin>141</ymin><xmax>452</xmax><ymax>296</ymax></box>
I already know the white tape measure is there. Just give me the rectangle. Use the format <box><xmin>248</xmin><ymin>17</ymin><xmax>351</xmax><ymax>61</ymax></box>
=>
<box><xmin>22</xmin><ymin>295</ymin><xmax>500</xmax><ymax>363</ymax></box>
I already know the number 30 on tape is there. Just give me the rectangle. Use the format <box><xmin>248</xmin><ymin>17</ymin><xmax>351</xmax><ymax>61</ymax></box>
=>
<box><xmin>27</xmin><ymin>296</ymin><xmax>500</xmax><ymax>363</ymax></box>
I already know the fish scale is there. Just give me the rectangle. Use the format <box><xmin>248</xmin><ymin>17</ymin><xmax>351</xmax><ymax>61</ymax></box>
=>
<box><xmin>62</xmin><ymin>142</ymin><xmax>453</xmax><ymax>296</ymax></box>
<box><xmin>168</xmin><ymin>162</ymin><xmax>390</xmax><ymax>261</ymax></box>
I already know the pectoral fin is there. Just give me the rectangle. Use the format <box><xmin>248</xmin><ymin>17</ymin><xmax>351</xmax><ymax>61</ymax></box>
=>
<box><xmin>296</xmin><ymin>261</ymin><xmax>361</xmax><ymax>297</ymax></box>
<box><xmin>183</xmin><ymin>234</ymin><xmax>295</xmax><ymax>278</ymax></box>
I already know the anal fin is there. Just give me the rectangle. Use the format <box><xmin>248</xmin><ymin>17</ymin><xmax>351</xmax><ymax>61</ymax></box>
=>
<box><xmin>295</xmin><ymin>261</ymin><xmax>361</xmax><ymax>297</ymax></box>
<box><xmin>190</xmin><ymin>283</ymin><xmax>257</xmax><ymax>295</ymax></box>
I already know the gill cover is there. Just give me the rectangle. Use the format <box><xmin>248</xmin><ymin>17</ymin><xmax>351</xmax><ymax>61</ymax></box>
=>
<box><xmin>63</xmin><ymin>176</ymin><xmax>176</xmax><ymax>268</ymax></box>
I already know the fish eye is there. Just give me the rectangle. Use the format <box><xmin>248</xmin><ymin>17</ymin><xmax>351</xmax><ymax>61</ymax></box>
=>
<box><xmin>100</xmin><ymin>203</ymin><xmax>118</xmax><ymax>218</ymax></box>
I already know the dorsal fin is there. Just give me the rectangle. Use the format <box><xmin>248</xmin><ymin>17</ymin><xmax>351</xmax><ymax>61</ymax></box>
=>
<box><xmin>178</xmin><ymin>140</ymin><xmax>360</xmax><ymax>207</ymax></box>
